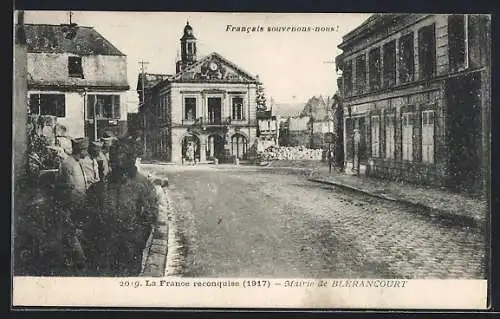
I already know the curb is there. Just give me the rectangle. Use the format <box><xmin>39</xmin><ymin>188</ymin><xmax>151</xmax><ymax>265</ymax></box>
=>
<box><xmin>140</xmin><ymin>177</ymin><xmax>170</xmax><ymax>277</ymax></box>
<box><xmin>308</xmin><ymin>178</ymin><xmax>484</xmax><ymax>231</ymax></box>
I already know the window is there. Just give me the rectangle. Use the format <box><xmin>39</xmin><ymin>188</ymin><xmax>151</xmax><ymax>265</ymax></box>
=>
<box><xmin>184</xmin><ymin>97</ymin><xmax>196</xmax><ymax>120</ymax></box>
<box><xmin>68</xmin><ymin>56</ymin><xmax>83</xmax><ymax>78</ymax></box>
<box><xmin>87</xmin><ymin>95</ymin><xmax>120</xmax><ymax>119</ymax></box>
<box><xmin>161</xmin><ymin>95</ymin><xmax>168</xmax><ymax>120</ymax></box>
<box><xmin>355</xmin><ymin>54</ymin><xmax>367</xmax><ymax>94</ymax></box>
<box><xmin>448</xmin><ymin>15</ymin><xmax>468</xmax><ymax>71</ymax></box>
<box><xmin>231</xmin><ymin>134</ymin><xmax>248</xmax><ymax>159</ymax></box>
<box><xmin>29</xmin><ymin>93</ymin><xmax>66</xmax><ymax>117</ymax></box>
<box><xmin>399</xmin><ymin>33</ymin><xmax>415</xmax><ymax>84</ymax></box>
<box><xmin>369</xmin><ymin>48</ymin><xmax>381</xmax><ymax>91</ymax></box>
<box><xmin>402</xmin><ymin>112</ymin><xmax>415</xmax><ymax>161</ymax></box>
<box><xmin>187</xmin><ymin>42</ymin><xmax>193</xmax><ymax>54</ymax></box>
<box><xmin>385</xmin><ymin>114</ymin><xmax>395</xmax><ymax>159</ymax></box>
<box><xmin>418</xmin><ymin>24</ymin><xmax>436</xmax><ymax>79</ymax></box>
<box><xmin>343</xmin><ymin>60</ymin><xmax>353</xmax><ymax>96</ymax></box>
<box><xmin>383</xmin><ymin>41</ymin><xmax>396</xmax><ymax>88</ymax></box>
<box><xmin>232</xmin><ymin>97</ymin><xmax>244</xmax><ymax>120</ymax></box>
<box><xmin>422</xmin><ymin>110</ymin><xmax>435</xmax><ymax>163</ymax></box>
<box><xmin>371</xmin><ymin>116</ymin><xmax>380</xmax><ymax>157</ymax></box>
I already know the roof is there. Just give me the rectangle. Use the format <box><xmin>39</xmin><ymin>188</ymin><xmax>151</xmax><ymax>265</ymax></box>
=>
<box><xmin>170</xmin><ymin>52</ymin><xmax>259</xmax><ymax>83</ymax></box>
<box><xmin>338</xmin><ymin>14</ymin><xmax>403</xmax><ymax>50</ymax></box>
<box><xmin>24</xmin><ymin>23</ymin><xmax>126</xmax><ymax>56</ymax></box>
<box><xmin>137</xmin><ymin>73</ymin><xmax>174</xmax><ymax>91</ymax></box>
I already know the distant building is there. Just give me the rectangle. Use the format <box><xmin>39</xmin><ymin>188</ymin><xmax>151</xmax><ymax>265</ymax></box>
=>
<box><xmin>137</xmin><ymin>22</ymin><xmax>260</xmax><ymax>163</ymax></box>
<box><xmin>25</xmin><ymin>22</ymin><xmax>130</xmax><ymax>139</ymax></box>
<box><xmin>336</xmin><ymin>14</ymin><xmax>490</xmax><ymax>193</ymax></box>
<box><xmin>256</xmin><ymin>109</ymin><xmax>279</xmax><ymax>147</ymax></box>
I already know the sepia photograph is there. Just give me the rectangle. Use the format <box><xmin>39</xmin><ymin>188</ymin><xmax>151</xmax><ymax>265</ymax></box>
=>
<box><xmin>12</xmin><ymin>11</ymin><xmax>491</xmax><ymax>308</ymax></box>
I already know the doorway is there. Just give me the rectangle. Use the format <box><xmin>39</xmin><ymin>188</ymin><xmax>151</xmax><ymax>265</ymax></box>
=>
<box><xmin>207</xmin><ymin>134</ymin><xmax>225</xmax><ymax>160</ymax></box>
<box><xmin>208</xmin><ymin>97</ymin><xmax>222</xmax><ymax>124</ymax></box>
<box><xmin>181</xmin><ymin>134</ymin><xmax>201</xmax><ymax>162</ymax></box>
<box><xmin>231</xmin><ymin>134</ymin><xmax>248</xmax><ymax>159</ymax></box>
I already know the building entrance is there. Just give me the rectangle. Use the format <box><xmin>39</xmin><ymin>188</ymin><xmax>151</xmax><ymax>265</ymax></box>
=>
<box><xmin>207</xmin><ymin>134</ymin><xmax>225</xmax><ymax>160</ymax></box>
<box><xmin>182</xmin><ymin>134</ymin><xmax>201</xmax><ymax>163</ymax></box>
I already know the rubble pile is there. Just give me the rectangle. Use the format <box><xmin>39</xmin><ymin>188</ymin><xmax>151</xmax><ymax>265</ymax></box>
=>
<box><xmin>259</xmin><ymin>145</ymin><xmax>323</xmax><ymax>161</ymax></box>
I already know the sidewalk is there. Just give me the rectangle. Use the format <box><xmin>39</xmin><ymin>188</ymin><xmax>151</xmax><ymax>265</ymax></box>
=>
<box><xmin>140</xmin><ymin>176</ymin><xmax>171</xmax><ymax>277</ymax></box>
<box><xmin>309</xmin><ymin>166</ymin><xmax>488</xmax><ymax>231</ymax></box>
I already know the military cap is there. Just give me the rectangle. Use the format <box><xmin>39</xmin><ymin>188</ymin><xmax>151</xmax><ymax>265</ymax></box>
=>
<box><xmin>71</xmin><ymin>137</ymin><xmax>89</xmax><ymax>152</ymax></box>
<box><xmin>102</xmin><ymin>131</ymin><xmax>116</xmax><ymax>139</ymax></box>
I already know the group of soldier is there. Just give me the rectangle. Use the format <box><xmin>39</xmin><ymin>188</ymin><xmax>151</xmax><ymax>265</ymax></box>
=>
<box><xmin>53</xmin><ymin>130</ymin><xmax>159</xmax><ymax>276</ymax></box>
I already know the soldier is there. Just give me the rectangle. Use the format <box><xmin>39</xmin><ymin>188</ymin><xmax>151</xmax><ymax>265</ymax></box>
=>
<box><xmin>80</xmin><ymin>141</ymin><xmax>102</xmax><ymax>188</ymax></box>
<box><xmin>84</xmin><ymin>137</ymin><xmax>159</xmax><ymax>276</ymax></box>
<box><xmin>54</xmin><ymin>137</ymin><xmax>89</xmax><ymax>274</ymax></box>
<box><xmin>100</xmin><ymin>131</ymin><xmax>117</xmax><ymax>178</ymax></box>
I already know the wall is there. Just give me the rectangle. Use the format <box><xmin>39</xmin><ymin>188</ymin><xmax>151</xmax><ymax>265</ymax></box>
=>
<box><xmin>14</xmin><ymin>22</ymin><xmax>28</xmax><ymax>184</ymax></box>
<box><xmin>312</xmin><ymin>120</ymin><xmax>334</xmax><ymax>133</ymax></box>
<box><xmin>28</xmin><ymin>90</ymin><xmax>128</xmax><ymax>139</ymax></box>
<box><xmin>338</xmin><ymin>14</ymin><xmax>489</xmax><ymax>187</ymax></box>
<box><xmin>27</xmin><ymin>90</ymin><xmax>84</xmax><ymax>138</ymax></box>
<box><xmin>288</xmin><ymin>116</ymin><xmax>310</xmax><ymax>131</ymax></box>
<box><xmin>170</xmin><ymin>126</ymin><xmax>257</xmax><ymax>163</ymax></box>
<box><xmin>167</xmin><ymin>82</ymin><xmax>258</xmax><ymax>126</ymax></box>
<box><xmin>27</xmin><ymin>53</ymin><xmax>128</xmax><ymax>88</ymax></box>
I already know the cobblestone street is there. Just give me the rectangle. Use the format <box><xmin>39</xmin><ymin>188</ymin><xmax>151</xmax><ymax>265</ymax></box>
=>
<box><xmin>145</xmin><ymin>165</ymin><xmax>487</xmax><ymax>279</ymax></box>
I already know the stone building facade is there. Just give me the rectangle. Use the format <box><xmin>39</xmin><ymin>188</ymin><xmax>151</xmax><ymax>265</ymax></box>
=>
<box><xmin>25</xmin><ymin>23</ymin><xmax>130</xmax><ymax>139</ymax></box>
<box><xmin>336</xmin><ymin>14</ymin><xmax>490</xmax><ymax>194</ymax></box>
<box><xmin>138</xmin><ymin>22</ymin><xmax>259</xmax><ymax>163</ymax></box>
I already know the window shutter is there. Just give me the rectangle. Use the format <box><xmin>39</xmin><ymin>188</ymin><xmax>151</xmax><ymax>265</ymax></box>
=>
<box><xmin>113</xmin><ymin>95</ymin><xmax>120</xmax><ymax>119</ymax></box>
<box><xmin>87</xmin><ymin>95</ymin><xmax>94</xmax><ymax>119</ymax></box>
<box><xmin>414</xmin><ymin>108</ymin><xmax>422</xmax><ymax>162</ymax></box>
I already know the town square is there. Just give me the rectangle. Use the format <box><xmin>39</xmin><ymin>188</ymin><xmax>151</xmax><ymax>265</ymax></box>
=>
<box><xmin>13</xmin><ymin>12</ymin><xmax>490</xmax><ymax>283</ymax></box>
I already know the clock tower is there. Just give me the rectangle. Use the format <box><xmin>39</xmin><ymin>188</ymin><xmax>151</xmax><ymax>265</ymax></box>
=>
<box><xmin>177</xmin><ymin>21</ymin><xmax>197</xmax><ymax>73</ymax></box>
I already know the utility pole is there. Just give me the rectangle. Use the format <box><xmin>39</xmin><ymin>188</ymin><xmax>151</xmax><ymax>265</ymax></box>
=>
<box><xmin>69</xmin><ymin>11</ymin><xmax>73</xmax><ymax>24</ymax></box>
<box><xmin>139</xmin><ymin>60</ymin><xmax>149</xmax><ymax>156</ymax></box>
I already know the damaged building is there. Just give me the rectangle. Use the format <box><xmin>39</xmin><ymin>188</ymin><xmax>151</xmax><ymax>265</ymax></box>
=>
<box><xmin>336</xmin><ymin>14</ymin><xmax>490</xmax><ymax>194</ymax></box>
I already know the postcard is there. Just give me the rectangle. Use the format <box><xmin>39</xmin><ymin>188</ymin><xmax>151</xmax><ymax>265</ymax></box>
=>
<box><xmin>12</xmin><ymin>11</ymin><xmax>491</xmax><ymax>309</ymax></box>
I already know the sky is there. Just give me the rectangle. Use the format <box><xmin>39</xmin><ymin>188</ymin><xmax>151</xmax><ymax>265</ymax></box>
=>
<box><xmin>23</xmin><ymin>11</ymin><xmax>370</xmax><ymax>112</ymax></box>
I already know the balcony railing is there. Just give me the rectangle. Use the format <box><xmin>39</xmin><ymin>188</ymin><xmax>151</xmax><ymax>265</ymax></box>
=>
<box><xmin>183</xmin><ymin>117</ymin><xmax>253</xmax><ymax>126</ymax></box>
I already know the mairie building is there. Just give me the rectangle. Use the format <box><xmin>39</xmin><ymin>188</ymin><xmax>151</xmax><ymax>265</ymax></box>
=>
<box><xmin>137</xmin><ymin>22</ymin><xmax>260</xmax><ymax>163</ymax></box>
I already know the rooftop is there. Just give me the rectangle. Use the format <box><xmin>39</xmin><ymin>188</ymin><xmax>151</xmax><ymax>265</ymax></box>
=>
<box><xmin>24</xmin><ymin>23</ymin><xmax>126</xmax><ymax>56</ymax></box>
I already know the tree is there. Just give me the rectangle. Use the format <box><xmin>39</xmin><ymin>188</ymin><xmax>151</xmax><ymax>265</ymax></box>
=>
<box><xmin>256</xmin><ymin>81</ymin><xmax>267</xmax><ymax>112</ymax></box>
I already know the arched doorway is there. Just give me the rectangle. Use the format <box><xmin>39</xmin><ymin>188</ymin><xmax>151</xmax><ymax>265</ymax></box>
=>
<box><xmin>182</xmin><ymin>134</ymin><xmax>201</xmax><ymax>163</ymax></box>
<box><xmin>231</xmin><ymin>134</ymin><xmax>248</xmax><ymax>159</ymax></box>
<box><xmin>207</xmin><ymin>134</ymin><xmax>225</xmax><ymax>160</ymax></box>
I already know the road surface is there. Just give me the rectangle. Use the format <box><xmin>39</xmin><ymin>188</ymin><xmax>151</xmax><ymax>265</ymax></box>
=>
<box><xmin>145</xmin><ymin>165</ymin><xmax>486</xmax><ymax>279</ymax></box>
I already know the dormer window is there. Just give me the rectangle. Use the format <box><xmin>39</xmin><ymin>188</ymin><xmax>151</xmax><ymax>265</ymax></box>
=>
<box><xmin>68</xmin><ymin>56</ymin><xmax>84</xmax><ymax>78</ymax></box>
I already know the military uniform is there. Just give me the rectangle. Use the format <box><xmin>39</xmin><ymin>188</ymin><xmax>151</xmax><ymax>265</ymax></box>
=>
<box><xmin>83</xmin><ymin>138</ymin><xmax>159</xmax><ymax>276</ymax></box>
<box><xmin>81</xmin><ymin>141</ymin><xmax>104</xmax><ymax>188</ymax></box>
<box><xmin>54</xmin><ymin>137</ymin><xmax>89</xmax><ymax>274</ymax></box>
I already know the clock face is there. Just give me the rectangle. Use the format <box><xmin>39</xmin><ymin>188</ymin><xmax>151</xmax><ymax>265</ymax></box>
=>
<box><xmin>209</xmin><ymin>62</ymin><xmax>218</xmax><ymax>71</ymax></box>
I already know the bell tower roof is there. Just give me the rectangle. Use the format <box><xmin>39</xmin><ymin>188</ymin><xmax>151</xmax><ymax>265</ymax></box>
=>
<box><xmin>181</xmin><ymin>20</ymin><xmax>196</xmax><ymax>40</ymax></box>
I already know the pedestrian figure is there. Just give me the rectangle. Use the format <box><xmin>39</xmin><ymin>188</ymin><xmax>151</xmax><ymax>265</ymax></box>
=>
<box><xmin>54</xmin><ymin>137</ymin><xmax>89</xmax><ymax>275</ymax></box>
<box><xmin>353</xmin><ymin>128</ymin><xmax>361</xmax><ymax>175</ymax></box>
<box><xmin>100</xmin><ymin>131</ymin><xmax>116</xmax><ymax>178</ymax></box>
<box><xmin>80</xmin><ymin>141</ymin><xmax>102</xmax><ymax>189</ymax></box>
<box><xmin>186</xmin><ymin>141</ymin><xmax>195</xmax><ymax>165</ymax></box>
<box><xmin>83</xmin><ymin>137</ymin><xmax>159</xmax><ymax>276</ymax></box>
